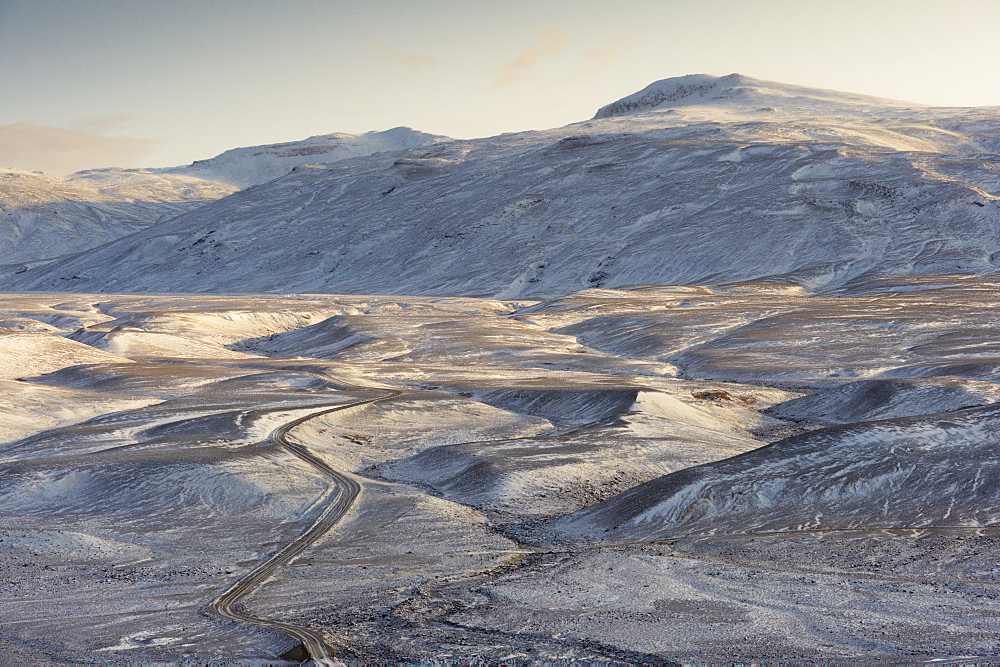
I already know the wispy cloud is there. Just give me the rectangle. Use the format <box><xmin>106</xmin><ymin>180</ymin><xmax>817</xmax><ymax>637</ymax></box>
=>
<box><xmin>388</xmin><ymin>49</ymin><xmax>440</xmax><ymax>74</ymax></box>
<box><xmin>70</xmin><ymin>115</ymin><xmax>136</xmax><ymax>135</ymax></box>
<box><xmin>491</xmin><ymin>27</ymin><xmax>570</xmax><ymax>89</ymax></box>
<box><xmin>0</xmin><ymin>122</ymin><xmax>156</xmax><ymax>175</ymax></box>
<box><xmin>570</xmin><ymin>34</ymin><xmax>640</xmax><ymax>80</ymax></box>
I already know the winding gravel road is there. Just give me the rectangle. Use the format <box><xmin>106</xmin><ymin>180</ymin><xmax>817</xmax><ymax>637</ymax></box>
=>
<box><xmin>209</xmin><ymin>389</ymin><xmax>400</xmax><ymax>663</ymax></box>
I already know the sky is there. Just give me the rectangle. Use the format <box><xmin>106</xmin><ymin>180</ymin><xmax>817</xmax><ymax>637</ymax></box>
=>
<box><xmin>2</xmin><ymin>0</ymin><xmax>999</xmax><ymax>175</ymax></box>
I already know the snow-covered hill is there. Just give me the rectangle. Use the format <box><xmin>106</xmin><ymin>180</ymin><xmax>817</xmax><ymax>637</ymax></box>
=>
<box><xmin>8</xmin><ymin>74</ymin><xmax>1000</xmax><ymax>295</ymax></box>
<box><xmin>155</xmin><ymin>126</ymin><xmax>449</xmax><ymax>188</ymax></box>
<box><xmin>0</xmin><ymin>127</ymin><xmax>446</xmax><ymax>267</ymax></box>
<box><xmin>594</xmin><ymin>72</ymin><xmax>914</xmax><ymax>118</ymax></box>
<box><xmin>0</xmin><ymin>167</ymin><xmax>236</xmax><ymax>266</ymax></box>
<box><xmin>554</xmin><ymin>402</ymin><xmax>1000</xmax><ymax>540</ymax></box>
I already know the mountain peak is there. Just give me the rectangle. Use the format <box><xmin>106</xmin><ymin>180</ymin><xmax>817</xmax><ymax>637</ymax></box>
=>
<box><xmin>594</xmin><ymin>73</ymin><xmax>917</xmax><ymax>118</ymax></box>
<box><xmin>158</xmin><ymin>126</ymin><xmax>450</xmax><ymax>188</ymax></box>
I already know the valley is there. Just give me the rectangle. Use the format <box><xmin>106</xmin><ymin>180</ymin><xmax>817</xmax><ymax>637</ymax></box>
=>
<box><xmin>1</xmin><ymin>278</ymin><xmax>1000</xmax><ymax>662</ymax></box>
<box><xmin>3</xmin><ymin>73</ymin><xmax>1000</xmax><ymax>663</ymax></box>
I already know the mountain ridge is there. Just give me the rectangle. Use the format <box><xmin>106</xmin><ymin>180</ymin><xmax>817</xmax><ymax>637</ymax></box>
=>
<box><xmin>594</xmin><ymin>72</ymin><xmax>923</xmax><ymax>118</ymax></box>
<box><xmin>0</xmin><ymin>126</ymin><xmax>448</xmax><ymax>266</ymax></box>
<box><xmin>153</xmin><ymin>126</ymin><xmax>450</xmax><ymax>187</ymax></box>
<box><xmin>5</xmin><ymin>74</ymin><xmax>1000</xmax><ymax>296</ymax></box>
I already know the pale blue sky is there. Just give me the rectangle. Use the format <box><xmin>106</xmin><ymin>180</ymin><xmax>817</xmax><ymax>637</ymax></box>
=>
<box><xmin>2</xmin><ymin>0</ymin><xmax>999</xmax><ymax>174</ymax></box>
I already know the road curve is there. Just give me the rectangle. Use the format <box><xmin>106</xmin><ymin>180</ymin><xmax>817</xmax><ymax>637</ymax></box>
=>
<box><xmin>208</xmin><ymin>389</ymin><xmax>400</xmax><ymax>663</ymax></box>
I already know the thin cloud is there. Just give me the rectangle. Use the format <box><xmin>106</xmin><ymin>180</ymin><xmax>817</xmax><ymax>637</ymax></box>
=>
<box><xmin>70</xmin><ymin>115</ymin><xmax>136</xmax><ymax>134</ymax></box>
<box><xmin>570</xmin><ymin>34</ymin><xmax>640</xmax><ymax>81</ymax></box>
<box><xmin>0</xmin><ymin>122</ymin><xmax>156</xmax><ymax>175</ymax></box>
<box><xmin>491</xmin><ymin>27</ymin><xmax>570</xmax><ymax>89</ymax></box>
<box><xmin>388</xmin><ymin>49</ymin><xmax>440</xmax><ymax>74</ymax></box>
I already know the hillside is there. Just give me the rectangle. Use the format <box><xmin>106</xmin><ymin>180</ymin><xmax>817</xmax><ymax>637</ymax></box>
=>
<box><xmin>0</xmin><ymin>127</ymin><xmax>447</xmax><ymax>268</ymax></box>
<box><xmin>555</xmin><ymin>401</ymin><xmax>1000</xmax><ymax>541</ymax></box>
<box><xmin>9</xmin><ymin>74</ymin><xmax>999</xmax><ymax>296</ymax></box>
<box><xmin>0</xmin><ymin>167</ymin><xmax>236</xmax><ymax>266</ymax></box>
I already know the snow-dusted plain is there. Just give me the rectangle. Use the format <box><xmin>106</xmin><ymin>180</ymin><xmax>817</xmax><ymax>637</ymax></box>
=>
<box><xmin>2</xmin><ymin>277</ymin><xmax>1000</xmax><ymax>662</ymax></box>
<box><xmin>3</xmin><ymin>75</ymin><xmax>1000</xmax><ymax>663</ymax></box>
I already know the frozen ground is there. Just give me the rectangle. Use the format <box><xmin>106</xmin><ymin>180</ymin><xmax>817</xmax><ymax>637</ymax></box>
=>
<box><xmin>2</xmin><ymin>278</ymin><xmax>1000</xmax><ymax>662</ymax></box>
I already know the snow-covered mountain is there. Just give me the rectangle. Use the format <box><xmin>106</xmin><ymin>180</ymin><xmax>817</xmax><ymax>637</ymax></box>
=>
<box><xmin>8</xmin><ymin>74</ymin><xmax>1000</xmax><ymax>295</ymax></box>
<box><xmin>0</xmin><ymin>127</ymin><xmax>447</xmax><ymax>267</ymax></box>
<box><xmin>594</xmin><ymin>72</ymin><xmax>914</xmax><ymax>118</ymax></box>
<box><xmin>155</xmin><ymin>126</ymin><xmax>449</xmax><ymax>188</ymax></box>
<box><xmin>0</xmin><ymin>167</ymin><xmax>236</xmax><ymax>266</ymax></box>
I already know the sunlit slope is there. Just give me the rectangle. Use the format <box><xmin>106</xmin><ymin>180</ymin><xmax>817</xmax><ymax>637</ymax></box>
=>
<box><xmin>0</xmin><ymin>128</ymin><xmax>446</xmax><ymax>269</ymax></box>
<box><xmin>0</xmin><ymin>167</ymin><xmax>236</xmax><ymax>265</ymax></box>
<box><xmin>156</xmin><ymin>126</ymin><xmax>449</xmax><ymax>187</ymax></box>
<box><xmin>12</xmin><ymin>74</ymin><xmax>1000</xmax><ymax>296</ymax></box>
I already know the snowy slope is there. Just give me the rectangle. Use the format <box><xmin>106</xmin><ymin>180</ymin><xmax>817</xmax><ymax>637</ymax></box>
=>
<box><xmin>0</xmin><ymin>127</ymin><xmax>445</xmax><ymax>267</ymax></box>
<box><xmin>555</xmin><ymin>402</ymin><xmax>1000</xmax><ymax>540</ymax></box>
<box><xmin>9</xmin><ymin>74</ymin><xmax>1000</xmax><ymax>296</ymax></box>
<box><xmin>765</xmin><ymin>377</ymin><xmax>1000</xmax><ymax>425</ymax></box>
<box><xmin>155</xmin><ymin>126</ymin><xmax>449</xmax><ymax>187</ymax></box>
<box><xmin>594</xmin><ymin>72</ymin><xmax>915</xmax><ymax>118</ymax></box>
<box><xmin>0</xmin><ymin>167</ymin><xmax>236</xmax><ymax>265</ymax></box>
